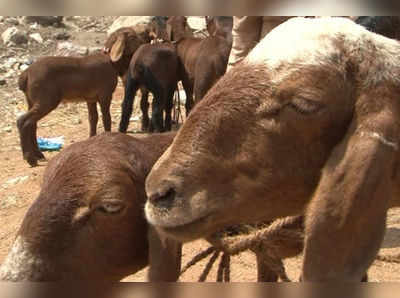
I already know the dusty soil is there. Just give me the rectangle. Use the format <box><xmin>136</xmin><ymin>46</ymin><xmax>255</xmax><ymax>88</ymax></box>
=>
<box><xmin>0</xmin><ymin>16</ymin><xmax>399</xmax><ymax>282</ymax></box>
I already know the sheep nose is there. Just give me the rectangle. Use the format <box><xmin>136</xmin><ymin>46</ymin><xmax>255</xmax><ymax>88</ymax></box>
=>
<box><xmin>148</xmin><ymin>188</ymin><xmax>176</xmax><ymax>208</ymax></box>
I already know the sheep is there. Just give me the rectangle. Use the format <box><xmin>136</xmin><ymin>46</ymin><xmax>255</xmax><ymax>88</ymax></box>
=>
<box><xmin>166</xmin><ymin>16</ymin><xmax>232</xmax><ymax>109</ymax></box>
<box><xmin>118</xmin><ymin>42</ymin><xmax>181</xmax><ymax>133</ymax></box>
<box><xmin>1</xmin><ymin>129</ymin><xmax>296</xmax><ymax>282</ymax></box>
<box><xmin>144</xmin><ymin>17</ymin><xmax>400</xmax><ymax>281</ymax></box>
<box><xmin>0</xmin><ymin>132</ymin><xmax>181</xmax><ymax>281</ymax></box>
<box><xmin>17</xmin><ymin>27</ymin><xmax>149</xmax><ymax>167</ymax></box>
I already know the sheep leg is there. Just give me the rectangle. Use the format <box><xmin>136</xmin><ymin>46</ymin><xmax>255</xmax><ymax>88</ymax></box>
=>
<box><xmin>164</xmin><ymin>86</ymin><xmax>175</xmax><ymax>131</ymax></box>
<box><xmin>26</xmin><ymin>100</ymin><xmax>45</xmax><ymax>160</ymax></box>
<box><xmin>17</xmin><ymin>103</ymin><xmax>57</xmax><ymax>166</ymax></box>
<box><xmin>32</xmin><ymin>122</ymin><xmax>45</xmax><ymax>160</ymax></box>
<box><xmin>119</xmin><ymin>73</ymin><xmax>139</xmax><ymax>133</ymax></box>
<box><xmin>181</xmin><ymin>76</ymin><xmax>194</xmax><ymax>117</ymax></box>
<box><xmin>99</xmin><ymin>98</ymin><xmax>112</xmax><ymax>133</ymax></box>
<box><xmin>140</xmin><ymin>88</ymin><xmax>150</xmax><ymax>132</ymax></box>
<box><xmin>87</xmin><ymin>102</ymin><xmax>98</xmax><ymax>137</ymax></box>
<box><xmin>150</xmin><ymin>90</ymin><xmax>165</xmax><ymax>133</ymax></box>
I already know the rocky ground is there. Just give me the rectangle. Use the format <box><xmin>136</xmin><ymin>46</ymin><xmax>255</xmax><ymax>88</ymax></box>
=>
<box><xmin>0</xmin><ymin>16</ymin><xmax>400</xmax><ymax>282</ymax></box>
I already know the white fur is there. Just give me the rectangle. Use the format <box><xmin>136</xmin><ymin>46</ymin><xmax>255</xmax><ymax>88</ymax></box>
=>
<box><xmin>0</xmin><ymin>236</ymin><xmax>44</xmax><ymax>281</ymax></box>
<box><xmin>245</xmin><ymin>17</ymin><xmax>400</xmax><ymax>86</ymax></box>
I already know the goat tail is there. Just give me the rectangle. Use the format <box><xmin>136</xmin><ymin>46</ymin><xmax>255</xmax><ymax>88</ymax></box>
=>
<box><xmin>119</xmin><ymin>71</ymin><xmax>138</xmax><ymax>133</ymax></box>
<box><xmin>18</xmin><ymin>70</ymin><xmax>28</xmax><ymax>93</ymax></box>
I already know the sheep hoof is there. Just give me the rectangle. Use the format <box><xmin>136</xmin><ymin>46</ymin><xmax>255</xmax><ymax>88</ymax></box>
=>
<box><xmin>27</xmin><ymin>158</ymin><xmax>38</xmax><ymax>167</ymax></box>
<box><xmin>24</xmin><ymin>152</ymin><xmax>39</xmax><ymax>167</ymax></box>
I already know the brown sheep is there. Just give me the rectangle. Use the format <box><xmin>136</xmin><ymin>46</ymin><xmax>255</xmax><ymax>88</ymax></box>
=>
<box><xmin>17</xmin><ymin>27</ymin><xmax>150</xmax><ymax>167</ymax></box>
<box><xmin>145</xmin><ymin>17</ymin><xmax>400</xmax><ymax>281</ymax></box>
<box><xmin>118</xmin><ymin>42</ymin><xmax>181</xmax><ymax>133</ymax></box>
<box><xmin>0</xmin><ymin>132</ymin><xmax>181</xmax><ymax>281</ymax></box>
<box><xmin>0</xmin><ymin>131</ymin><xmax>292</xmax><ymax>282</ymax></box>
<box><xmin>166</xmin><ymin>16</ymin><xmax>232</xmax><ymax>111</ymax></box>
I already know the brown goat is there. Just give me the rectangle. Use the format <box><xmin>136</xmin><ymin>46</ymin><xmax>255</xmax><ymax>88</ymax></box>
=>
<box><xmin>17</xmin><ymin>27</ymin><xmax>149</xmax><ymax>167</ymax></box>
<box><xmin>118</xmin><ymin>42</ymin><xmax>181</xmax><ymax>133</ymax></box>
<box><xmin>0</xmin><ymin>132</ymin><xmax>182</xmax><ymax>281</ymax></box>
<box><xmin>166</xmin><ymin>16</ymin><xmax>232</xmax><ymax>110</ymax></box>
<box><xmin>0</xmin><ymin>131</ymin><xmax>292</xmax><ymax>282</ymax></box>
<box><xmin>145</xmin><ymin>17</ymin><xmax>400</xmax><ymax>281</ymax></box>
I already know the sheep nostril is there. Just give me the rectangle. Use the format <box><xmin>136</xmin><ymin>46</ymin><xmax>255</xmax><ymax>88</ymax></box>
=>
<box><xmin>149</xmin><ymin>188</ymin><xmax>176</xmax><ymax>206</ymax></box>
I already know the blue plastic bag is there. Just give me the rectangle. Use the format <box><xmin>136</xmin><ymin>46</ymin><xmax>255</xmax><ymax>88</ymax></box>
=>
<box><xmin>37</xmin><ymin>136</ymin><xmax>64</xmax><ymax>151</ymax></box>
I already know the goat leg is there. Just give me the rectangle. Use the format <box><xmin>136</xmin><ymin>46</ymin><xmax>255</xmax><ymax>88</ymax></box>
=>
<box><xmin>140</xmin><ymin>89</ymin><xmax>150</xmax><ymax>132</ymax></box>
<box><xmin>99</xmin><ymin>98</ymin><xmax>112</xmax><ymax>133</ymax></box>
<box><xmin>87</xmin><ymin>102</ymin><xmax>98</xmax><ymax>137</ymax></box>
<box><xmin>164</xmin><ymin>87</ymin><xmax>175</xmax><ymax>131</ymax></box>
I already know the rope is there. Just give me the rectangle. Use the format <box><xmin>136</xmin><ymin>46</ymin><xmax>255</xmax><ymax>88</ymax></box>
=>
<box><xmin>216</xmin><ymin>253</ymin><xmax>231</xmax><ymax>282</ymax></box>
<box><xmin>181</xmin><ymin>216</ymin><xmax>303</xmax><ymax>282</ymax></box>
<box><xmin>180</xmin><ymin>246</ymin><xmax>215</xmax><ymax>275</ymax></box>
<box><xmin>198</xmin><ymin>250</ymin><xmax>220</xmax><ymax>282</ymax></box>
<box><xmin>181</xmin><ymin>214</ymin><xmax>399</xmax><ymax>281</ymax></box>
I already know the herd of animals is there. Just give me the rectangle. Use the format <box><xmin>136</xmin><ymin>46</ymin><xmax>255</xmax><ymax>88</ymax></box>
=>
<box><xmin>1</xmin><ymin>15</ymin><xmax>400</xmax><ymax>282</ymax></box>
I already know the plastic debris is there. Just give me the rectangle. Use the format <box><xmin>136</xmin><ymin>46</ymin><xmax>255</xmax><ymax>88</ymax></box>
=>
<box><xmin>37</xmin><ymin>136</ymin><xmax>64</xmax><ymax>151</ymax></box>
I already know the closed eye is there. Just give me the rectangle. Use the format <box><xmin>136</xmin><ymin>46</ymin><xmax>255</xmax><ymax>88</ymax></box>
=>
<box><xmin>96</xmin><ymin>201</ymin><xmax>125</xmax><ymax>214</ymax></box>
<box><xmin>287</xmin><ymin>97</ymin><xmax>324</xmax><ymax>115</ymax></box>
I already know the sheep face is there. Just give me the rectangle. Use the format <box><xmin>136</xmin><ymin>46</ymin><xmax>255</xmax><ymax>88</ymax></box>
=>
<box><xmin>0</xmin><ymin>134</ymin><xmax>149</xmax><ymax>281</ymax></box>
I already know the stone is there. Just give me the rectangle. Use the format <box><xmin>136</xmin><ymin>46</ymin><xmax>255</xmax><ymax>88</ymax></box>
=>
<box><xmin>19</xmin><ymin>64</ymin><xmax>29</xmax><ymax>71</ymax></box>
<box><xmin>57</xmin><ymin>41</ymin><xmax>88</xmax><ymax>56</ymax></box>
<box><xmin>2</xmin><ymin>126</ymin><xmax>12</xmax><ymax>132</ymax></box>
<box><xmin>187</xmin><ymin>17</ymin><xmax>206</xmax><ymax>31</ymax></box>
<box><xmin>0</xmin><ymin>78</ymin><xmax>6</xmax><ymax>86</ymax></box>
<box><xmin>23</xmin><ymin>16</ymin><xmax>63</xmax><ymax>27</ymax></box>
<box><xmin>29</xmin><ymin>33</ymin><xmax>43</xmax><ymax>44</ymax></box>
<box><xmin>107</xmin><ymin>16</ymin><xmax>152</xmax><ymax>36</ymax></box>
<box><xmin>4</xmin><ymin>57</ymin><xmax>17</xmax><ymax>68</ymax></box>
<box><xmin>88</xmin><ymin>46</ymin><xmax>102</xmax><ymax>54</ymax></box>
<box><xmin>6</xmin><ymin>18</ymin><xmax>19</xmax><ymax>26</ymax></box>
<box><xmin>2</xmin><ymin>27</ymin><xmax>28</xmax><ymax>45</ymax></box>
<box><xmin>54</xmin><ymin>31</ymin><xmax>71</xmax><ymax>40</ymax></box>
<box><xmin>1</xmin><ymin>175</ymin><xmax>29</xmax><ymax>189</ymax></box>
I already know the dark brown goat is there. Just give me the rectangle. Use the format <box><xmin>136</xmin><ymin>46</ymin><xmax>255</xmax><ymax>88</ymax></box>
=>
<box><xmin>166</xmin><ymin>16</ymin><xmax>232</xmax><ymax>109</ymax></box>
<box><xmin>0</xmin><ymin>132</ymin><xmax>181</xmax><ymax>281</ymax></box>
<box><xmin>17</xmin><ymin>27</ymin><xmax>149</xmax><ymax>167</ymax></box>
<box><xmin>118</xmin><ymin>42</ymin><xmax>181</xmax><ymax>133</ymax></box>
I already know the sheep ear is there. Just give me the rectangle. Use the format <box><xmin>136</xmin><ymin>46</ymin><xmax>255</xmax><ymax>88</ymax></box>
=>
<box><xmin>302</xmin><ymin>88</ymin><xmax>399</xmax><ymax>281</ymax></box>
<box><xmin>110</xmin><ymin>34</ymin><xmax>125</xmax><ymax>62</ymax></box>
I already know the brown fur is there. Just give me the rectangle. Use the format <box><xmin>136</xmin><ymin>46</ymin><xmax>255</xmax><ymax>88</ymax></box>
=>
<box><xmin>166</xmin><ymin>16</ymin><xmax>232</xmax><ymax>112</ymax></box>
<box><xmin>145</xmin><ymin>18</ymin><xmax>400</xmax><ymax>281</ymax></box>
<box><xmin>0</xmin><ymin>132</ymin><xmax>181</xmax><ymax>281</ymax></box>
<box><xmin>17</xmin><ymin>27</ymin><xmax>149</xmax><ymax>167</ymax></box>
<box><xmin>119</xmin><ymin>42</ymin><xmax>182</xmax><ymax>133</ymax></box>
<box><xmin>17</xmin><ymin>54</ymin><xmax>118</xmax><ymax>167</ymax></box>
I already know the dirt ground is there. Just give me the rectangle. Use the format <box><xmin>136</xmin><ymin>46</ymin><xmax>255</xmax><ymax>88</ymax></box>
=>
<box><xmin>0</xmin><ymin>16</ymin><xmax>400</xmax><ymax>282</ymax></box>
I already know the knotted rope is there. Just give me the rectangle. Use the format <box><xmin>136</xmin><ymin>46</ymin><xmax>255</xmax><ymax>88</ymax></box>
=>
<box><xmin>180</xmin><ymin>214</ymin><xmax>399</xmax><ymax>282</ymax></box>
<box><xmin>180</xmin><ymin>216</ymin><xmax>304</xmax><ymax>282</ymax></box>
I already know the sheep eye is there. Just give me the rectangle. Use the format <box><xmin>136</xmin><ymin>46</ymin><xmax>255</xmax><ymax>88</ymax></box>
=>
<box><xmin>288</xmin><ymin>97</ymin><xmax>323</xmax><ymax>115</ymax></box>
<box><xmin>97</xmin><ymin>202</ymin><xmax>124</xmax><ymax>214</ymax></box>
